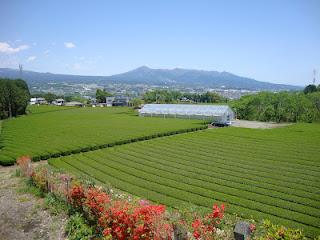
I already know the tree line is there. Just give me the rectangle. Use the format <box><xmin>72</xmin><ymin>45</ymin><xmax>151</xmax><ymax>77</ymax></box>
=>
<box><xmin>31</xmin><ymin>92</ymin><xmax>90</xmax><ymax>104</ymax></box>
<box><xmin>231</xmin><ymin>91</ymin><xmax>320</xmax><ymax>123</ymax></box>
<box><xmin>142</xmin><ymin>88</ymin><xmax>320</xmax><ymax>123</ymax></box>
<box><xmin>0</xmin><ymin>78</ymin><xmax>30</xmax><ymax>119</ymax></box>
<box><xmin>143</xmin><ymin>90</ymin><xmax>226</xmax><ymax>104</ymax></box>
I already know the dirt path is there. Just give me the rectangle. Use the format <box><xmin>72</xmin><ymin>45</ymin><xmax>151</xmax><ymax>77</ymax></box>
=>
<box><xmin>0</xmin><ymin>165</ymin><xmax>67</xmax><ymax>240</ymax></box>
<box><xmin>232</xmin><ymin>119</ymin><xmax>291</xmax><ymax>129</ymax></box>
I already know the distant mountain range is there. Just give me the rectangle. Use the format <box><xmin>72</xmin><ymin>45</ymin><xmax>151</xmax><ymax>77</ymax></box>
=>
<box><xmin>0</xmin><ymin>66</ymin><xmax>302</xmax><ymax>91</ymax></box>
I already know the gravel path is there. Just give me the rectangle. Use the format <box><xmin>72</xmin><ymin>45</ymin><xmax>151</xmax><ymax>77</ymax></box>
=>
<box><xmin>232</xmin><ymin>120</ymin><xmax>291</xmax><ymax>129</ymax></box>
<box><xmin>0</xmin><ymin>166</ymin><xmax>67</xmax><ymax>240</ymax></box>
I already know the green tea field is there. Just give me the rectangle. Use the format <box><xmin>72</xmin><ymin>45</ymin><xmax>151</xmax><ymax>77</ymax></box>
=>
<box><xmin>49</xmin><ymin>124</ymin><xmax>320</xmax><ymax>238</ymax></box>
<box><xmin>0</xmin><ymin>106</ymin><xmax>204</xmax><ymax>165</ymax></box>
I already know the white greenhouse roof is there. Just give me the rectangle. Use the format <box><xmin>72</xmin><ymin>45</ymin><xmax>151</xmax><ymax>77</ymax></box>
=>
<box><xmin>139</xmin><ymin>104</ymin><xmax>233</xmax><ymax>117</ymax></box>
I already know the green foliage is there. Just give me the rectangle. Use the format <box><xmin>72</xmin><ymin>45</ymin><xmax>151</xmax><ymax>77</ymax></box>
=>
<box><xmin>303</xmin><ymin>84</ymin><xmax>318</xmax><ymax>94</ymax></box>
<box><xmin>44</xmin><ymin>193</ymin><xmax>68</xmax><ymax>215</ymax></box>
<box><xmin>131</xmin><ymin>97</ymin><xmax>143</xmax><ymax>108</ymax></box>
<box><xmin>255</xmin><ymin>219</ymin><xmax>307</xmax><ymax>240</ymax></box>
<box><xmin>65</xmin><ymin>93</ymin><xmax>88</xmax><ymax>104</ymax></box>
<box><xmin>50</xmin><ymin>124</ymin><xmax>320</xmax><ymax>238</ymax></box>
<box><xmin>0</xmin><ymin>106</ymin><xmax>204</xmax><ymax>165</ymax></box>
<box><xmin>143</xmin><ymin>90</ymin><xmax>226</xmax><ymax>104</ymax></box>
<box><xmin>65</xmin><ymin>213</ymin><xmax>93</xmax><ymax>240</ymax></box>
<box><xmin>231</xmin><ymin>91</ymin><xmax>320</xmax><ymax>123</ymax></box>
<box><xmin>18</xmin><ymin>178</ymin><xmax>44</xmax><ymax>197</ymax></box>
<box><xmin>27</xmin><ymin>105</ymin><xmax>75</xmax><ymax>114</ymax></box>
<box><xmin>0</xmin><ymin>78</ymin><xmax>30</xmax><ymax>119</ymax></box>
<box><xmin>95</xmin><ymin>88</ymin><xmax>112</xmax><ymax>103</ymax></box>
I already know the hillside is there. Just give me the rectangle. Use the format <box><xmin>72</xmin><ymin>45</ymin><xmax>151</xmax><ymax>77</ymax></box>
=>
<box><xmin>0</xmin><ymin>67</ymin><xmax>302</xmax><ymax>91</ymax></box>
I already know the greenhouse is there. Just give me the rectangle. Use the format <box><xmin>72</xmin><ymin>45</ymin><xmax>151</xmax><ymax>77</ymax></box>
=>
<box><xmin>139</xmin><ymin>104</ymin><xmax>235</xmax><ymax>125</ymax></box>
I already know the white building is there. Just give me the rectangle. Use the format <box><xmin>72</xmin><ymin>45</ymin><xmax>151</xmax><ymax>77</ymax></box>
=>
<box><xmin>53</xmin><ymin>98</ymin><xmax>65</xmax><ymax>106</ymax></box>
<box><xmin>106</xmin><ymin>97</ymin><xmax>115</xmax><ymax>107</ymax></box>
<box><xmin>30</xmin><ymin>97</ymin><xmax>47</xmax><ymax>105</ymax></box>
<box><xmin>139</xmin><ymin>104</ymin><xmax>234</xmax><ymax>125</ymax></box>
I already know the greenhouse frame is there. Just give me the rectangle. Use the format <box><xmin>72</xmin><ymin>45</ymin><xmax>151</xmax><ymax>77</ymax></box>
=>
<box><xmin>139</xmin><ymin>104</ymin><xmax>235</xmax><ymax>125</ymax></box>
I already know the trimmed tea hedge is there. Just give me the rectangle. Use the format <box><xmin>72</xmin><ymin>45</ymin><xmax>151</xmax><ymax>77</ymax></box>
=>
<box><xmin>49</xmin><ymin>123</ymin><xmax>320</xmax><ymax>238</ymax></box>
<box><xmin>0</xmin><ymin>106</ymin><xmax>206</xmax><ymax>165</ymax></box>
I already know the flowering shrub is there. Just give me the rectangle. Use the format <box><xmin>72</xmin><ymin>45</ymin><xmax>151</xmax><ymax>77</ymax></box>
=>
<box><xmin>69</xmin><ymin>184</ymin><xmax>86</xmax><ymax>212</ymax></box>
<box><xmin>256</xmin><ymin>220</ymin><xmax>306</xmax><ymax>240</ymax></box>
<box><xmin>16</xmin><ymin>155</ymin><xmax>33</xmax><ymax>176</ymax></box>
<box><xmin>98</xmin><ymin>200</ymin><xmax>172</xmax><ymax>240</ymax></box>
<box><xmin>30</xmin><ymin>165</ymin><xmax>48</xmax><ymax>193</ymax></box>
<box><xmin>191</xmin><ymin>204</ymin><xmax>225</xmax><ymax>240</ymax></box>
<box><xmin>68</xmin><ymin>183</ymin><xmax>174</xmax><ymax>239</ymax></box>
<box><xmin>16</xmin><ymin>161</ymin><xmax>229</xmax><ymax>240</ymax></box>
<box><xmin>84</xmin><ymin>187</ymin><xmax>110</xmax><ymax>219</ymax></box>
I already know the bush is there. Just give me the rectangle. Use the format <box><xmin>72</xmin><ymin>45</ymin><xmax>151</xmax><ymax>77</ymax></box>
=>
<box><xmin>16</xmin><ymin>155</ymin><xmax>33</xmax><ymax>177</ymax></box>
<box><xmin>65</xmin><ymin>213</ymin><xmax>93</xmax><ymax>240</ymax></box>
<box><xmin>191</xmin><ymin>204</ymin><xmax>225</xmax><ymax>239</ymax></box>
<box><xmin>71</xmin><ymin>149</ymin><xmax>81</xmax><ymax>154</ymax></box>
<box><xmin>255</xmin><ymin>220</ymin><xmax>306</xmax><ymax>240</ymax></box>
<box><xmin>44</xmin><ymin>193</ymin><xmax>68</xmax><ymax>215</ymax></box>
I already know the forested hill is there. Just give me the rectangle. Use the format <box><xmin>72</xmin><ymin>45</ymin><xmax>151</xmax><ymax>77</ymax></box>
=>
<box><xmin>0</xmin><ymin>67</ymin><xmax>302</xmax><ymax>91</ymax></box>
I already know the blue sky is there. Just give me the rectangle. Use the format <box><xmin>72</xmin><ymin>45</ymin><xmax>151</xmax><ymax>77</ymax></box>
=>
<box><xmin>0</xmin><ymin>0</ymin><xmax>319</xmax><ymax>86</ymax></box>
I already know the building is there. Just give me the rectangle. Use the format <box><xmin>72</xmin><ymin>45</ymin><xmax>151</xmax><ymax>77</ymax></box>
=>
<box><xmin>139</xmin><ymin>104</ymin><xmax>234</xmax><ymax>125</ymax></box>
<box><xmin>106</xmin><ymin>97</ymin><xmax>115</xmax><ymax>107</ymax></box>
<box><xmin>30</xmin><ymin>97</ymin><xmax>47</xmax><ymax>105</ymax></box>
<box><xmin>53</xmin><ymin>98</ymin><xmax>65</xmax><ymax>106</ymax></box>
<box><xmin>113</xmin><ymin>96</ymin><xmax>129</xmax><ymax>106</ymax></box>
<box><xmin>105</xmin><ymin>96</ymin><xmax>130</xmax><ymax>107</ymax></box>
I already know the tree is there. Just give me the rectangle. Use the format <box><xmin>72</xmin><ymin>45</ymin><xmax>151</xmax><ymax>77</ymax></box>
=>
<box><xmin>230</xmin><ymin>91</ymin><xmax>320</xmax><ymax>123</ymax></box>
<box><xmin>131</xmin><ymin>98</ymin><xmax>143</xmax><ymax>108</ymax></box>
<box><xmin>96</xmin><ymin>89</ymin><xmax>112</xmax><ymax>103</ymax></box>
<box><xmin>304</xmin><ymin>84</ymin><xmax>317</xmax><ymax>94</ymax></box>
<box><xmin>0</xmin><ymin>78</ymin><xmax>30</xmax><ymax>119</ymax></box>
<box><xmin>44</xmin><ymin>92</ymin><xmax>57</xmax><ymax>103</ymax></box>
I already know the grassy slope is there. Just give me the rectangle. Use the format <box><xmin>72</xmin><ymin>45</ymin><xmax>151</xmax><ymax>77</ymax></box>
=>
<box><xmin>0</xmin><ymin>106</ymin><xmax>204</xmax><ymax>165</ymax></box>
<box><xmin>49</xmin><ymin>124</ymin><xmax>320</xmax><ymax>238</ymax></box>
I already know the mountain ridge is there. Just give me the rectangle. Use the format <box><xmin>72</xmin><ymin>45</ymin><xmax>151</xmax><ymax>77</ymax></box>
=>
<box><xmin>0</xmin><ymin>66</ymin><xmax>302</xmax><ymax>91</ymax></box>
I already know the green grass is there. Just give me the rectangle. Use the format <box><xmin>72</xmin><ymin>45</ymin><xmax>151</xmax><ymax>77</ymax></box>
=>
<box><xmin>27</xmin><ymin>105</ymin><xmax>77</xmax><ymax>114</ymax></box>
<box><xmin>0</xmin><ymin>106</ymin><xmax>204</xmax><ymax>165</ymax></box>
<box><xmin>49</xmin><ymin>124</ymin><xmax>320</xmax><ymax>238</ymax></box>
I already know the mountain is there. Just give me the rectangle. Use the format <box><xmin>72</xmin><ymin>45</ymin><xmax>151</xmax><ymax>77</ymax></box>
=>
<box><xmin>0</xmin><ymin>66</ymin><xmax>301</xmax><ymax>91</ymax></box>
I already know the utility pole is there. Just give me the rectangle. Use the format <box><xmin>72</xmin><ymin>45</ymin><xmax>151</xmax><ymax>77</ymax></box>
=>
<box><xmin>19</xmin><ymin>64</ymin><xmax>23</xmax><ymax>79</ymax></box>
<box><xmin>313</xmin><ymin>69</ymin><xmax>316</xmax><ymax>85</ymax></box>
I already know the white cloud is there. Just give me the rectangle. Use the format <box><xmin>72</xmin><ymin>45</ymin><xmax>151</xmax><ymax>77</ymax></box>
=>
<box><xmin>64</xmin><ymin>42</ymin><xmax>76</xmax><ymax>48</ymax></box>
<box><xmin>0</xmin><ymin>42</ymin><xmax>29</xmax><ymax>54</ymax></box>
<box><xmin>27</xmin><ymin>56</ymin><xmax>37</xmax><ymax>62</ymax></box>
